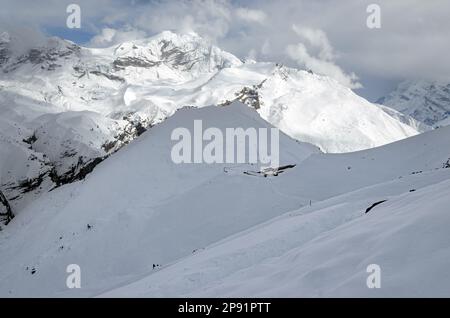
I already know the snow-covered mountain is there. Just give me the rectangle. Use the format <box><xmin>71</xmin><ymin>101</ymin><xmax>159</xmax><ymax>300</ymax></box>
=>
<box><xmin>3</xmin><ymin>30</ymin><xmax>447</xmax><ymax>297</ymax></box>
<box><xmin>378</xmin><ymin>80</ymin><xmax>450</xmax><ymax>127</ymax></box>
<box><xmin>0</xmin><ymin>31</ymin><xmax>421</xmax><ymax>216</ymax></box>
<box><xmin>0</xmin><ymin>102</ymin><xmax>449</xmax><ymax>297</ymax></box>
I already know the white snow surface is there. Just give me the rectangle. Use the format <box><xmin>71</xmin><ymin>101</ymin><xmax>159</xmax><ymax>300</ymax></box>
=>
<box><xmin>0</xmin><ymin>102</ymin><xmax>449</xmax><ymax>297</ymax></box>
<box><xmin>104</xmin><ymin>177</ymin><xmax>450</xmax><ymax>298</ymax></box>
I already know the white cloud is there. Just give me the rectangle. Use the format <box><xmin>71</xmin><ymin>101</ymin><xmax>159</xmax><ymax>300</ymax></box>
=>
<box><xmin>287</xmin><ymin>25</ymin><xmax>361</xmax><ymax>89</ymax></box>
<box><xmin>235</xmin><ymin>8</ymin><xmax>267</xmax><ymax>24</ymax></box>
<box><xmin>0</xmin><ymin>24</ymin><xmax>48</xmax><ymax>57</ymax></box>
<box><xmin>133</xmin><ymin>0</ymin><xmax>232</xmax><ymax>43</ymax></box>
<box><xmin>292</xmin><ymin>25</ymin><xmax>334</xmax><ymax>61</ymax></box>
<box><xmin>261</xmin><ymin>39</ymin><xmax>271</xmax><ymax>56</ymax></box>
<box><xmin>88</xmin><ymin>27</ymin><xmax>146</xmax><ymax>47</ymax></box>
<box><xmin>287</xmin><ymin>43</ymin><xmax>361</xmax><ymax>89</ymax></box>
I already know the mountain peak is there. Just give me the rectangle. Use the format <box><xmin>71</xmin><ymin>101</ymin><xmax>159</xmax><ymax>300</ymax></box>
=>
<box><xmin>102</xmin><ymin>30</ymin><xmax>241</xmax><ymax>75</ymax></box>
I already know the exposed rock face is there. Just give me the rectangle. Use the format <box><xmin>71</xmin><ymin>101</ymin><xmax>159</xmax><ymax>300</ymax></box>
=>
<box><xmin>113</xmin><ymin>57</ymin><xmax>160</xmax><ymax>70</ymax></box>
<box><xmin>444</xmin><ymin>158</ymin><xmax>450</xmax><ymax>169</ymax></box>
<box><xmin>234</xmin><ymin>84</ymin><xmax>264</xmax><ymax>110</ymax></box>
<box><xmin>0</xmin><ymin>190</ymin><xmax>13</xmax><ymax>225</ymax></box>
<box><xmin>0</xmin><ymin>32</ymin><xmax>10</xmax><ymax>67</ymax></box>
<box><xmin>49</xmin><ymin>157</ymin><xmax>105</xmax><ymax>187</ymax></box>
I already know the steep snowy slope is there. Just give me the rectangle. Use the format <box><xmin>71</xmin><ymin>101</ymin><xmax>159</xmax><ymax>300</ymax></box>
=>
<box><xmin>101</xmin><ymin>125</ymin><xmax>450</xmax><ymax>298</ymax></box>
<box><xmin>253</xmin><ymin>67</ymin><xmax>419</xmax><ymax>152</ymax></box>
<box><xmin>0</xmin><ymin>31</ymin><xmax>421</xmax><ymax>218</ymax></box>
<box><xmin>379</xmin><ymin>80</ymin><xmax>450</xmax><ymax>127</ymax></box>
<box><xmin>376</xmin><ymin>104</ymin><xmax>430</xmax><ymax>133</ymax></box>
<box><xmin>0</xmin><ymin>104</ymin><xmax>448</xmax><ymax>297</ymax></box>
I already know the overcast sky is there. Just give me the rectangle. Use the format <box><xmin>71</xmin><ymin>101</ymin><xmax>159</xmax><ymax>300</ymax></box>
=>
<box><xmin>0</xmin><ymin>0</ymin><xmax>449</xmax><ymax>101</ymax></box>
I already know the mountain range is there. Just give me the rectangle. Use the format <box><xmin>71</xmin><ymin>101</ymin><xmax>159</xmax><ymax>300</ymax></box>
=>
<box><xmin>0</xmin><ymin>31</ymin><xmax>449</xmax><ymax>297</ymax></box>
<box><xmin>0</xmin><ymin>31</ymin><xmax>423</xmax><ymax>214</ymax></box>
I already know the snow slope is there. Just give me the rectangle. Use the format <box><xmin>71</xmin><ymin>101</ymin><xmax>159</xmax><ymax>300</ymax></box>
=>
<box><xmin>0</xmin><ymin>31</ymin><xmax>420</xmax><ymax>217</ymax></box>
<box><xmin>0</xmin><ymin>103</ymin><xmax>448</xmax><ymax>297</ymax></box>
<box><xmin>376</xmin><ymin>104</ymin><xmax>431</xmax><ymax>133</ymax></box>
<box><xmin>103</xmin><ymin>176</ymin><xmax>450</xmax><ymax>297</ymax></box>
<box><xmin>379</xmin><ymin>80</ymin><xmax>450</xmax><ymax>127</ymax></box>
<box><xmin>0</xmin><ymin>102</ymin><xmax>319</xmax><ymax>296</ymax></box>
<box><xmin>254</xmin><ymin>68</ymin><xmax>419</xmax><ymax>152</ymax></box>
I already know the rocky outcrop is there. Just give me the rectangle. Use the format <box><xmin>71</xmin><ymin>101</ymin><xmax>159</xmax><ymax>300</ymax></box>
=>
<box><xmin>50</xmin><ymin>156</ymin><xmax>105</xmax><ymax>187</ymax></box>
<box><xmin>444</xmin><ymin>158</ymin><xmax>450</xmax><ymax>169</ymax></box>
<box><xmin>113</xmin><ymin>57</ymin><xmax>160</xmax><ymax>70</ymax></box>
<box><xmin>234</xmin><ymin>84</ymin><xmax>264</xmax><ymax>110</ymax></box>
<box><xmin>219</xmin><ymin>79</ymin><xmax>266</xmax><ymax>109</ymax></box>
<box><xmin>0</xmin><ymin>190</ymin><xmax>14</xmax><ymax>225</ymax></box>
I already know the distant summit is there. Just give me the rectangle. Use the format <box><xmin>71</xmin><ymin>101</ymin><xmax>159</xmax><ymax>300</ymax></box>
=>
<box><xmin>378</xmin><ymin>80</ymin><xmax>450</xmax><ymax>127</ymax></box>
